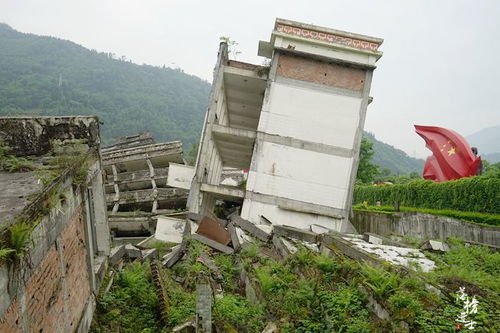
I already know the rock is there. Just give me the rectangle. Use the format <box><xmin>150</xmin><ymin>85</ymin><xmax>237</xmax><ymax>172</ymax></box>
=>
<box><xmin>262</xmin><ymin>322</ymin><xmax>278</xmax><ymax>333</ymax></box>
<box><xmin>125</xmin><ymin>244</ymin><xmax>142</xmax><ymax>259</ymax></box>
<box><xmin>192</xmin><ymin>234</ymin><xmax>234</xmax><ymax>254</ymax></box>
<box><xmin>141</xmin><ymin>248</ymin><xmax>158</xmax><ymax>261</ymax></box>
<box><xmin>420</xmin><ymin>240</ymin><xmax>450</xmax><ymax>252</ymax></box>
<box><xmin>109</xmin><ymin>245</ymin><xmax>126</xmax><ymax>265</ymax></box>
<box><xmin>230</xmin><ymin>215</ymin><xmax>272</xmax><ymax>242</ymax></box>
<box><xmin>363</xmin><ymin>233</ymin><xmax>384</xmax><ymax>245</ymax></box>
<box><xmin>273</xmin><ymin>225</ymin><xmax>318</xmax><ymax>243</ymax></box>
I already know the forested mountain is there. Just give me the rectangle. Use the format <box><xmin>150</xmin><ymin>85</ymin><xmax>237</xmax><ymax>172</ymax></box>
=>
<box><xmin>1</xmin><ymin>23</ymin><xmax>426</xmax><ymax>173</ymax></box>
<box><xmin>0</xmin><ymin>23</ymin><xmax>211</xmax><ymax>146</ymax></box>
<box><xmin>364</xmin><ymin>132</ymin><xmax>425</xmax><ymax>175</ymax></box>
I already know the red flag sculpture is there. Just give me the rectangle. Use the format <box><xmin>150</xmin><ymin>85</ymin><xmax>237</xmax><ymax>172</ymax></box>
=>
<box><xmin>414</xmin><ymin>125</ymin><xmax>481</xmax><ymax>182</ymax></box>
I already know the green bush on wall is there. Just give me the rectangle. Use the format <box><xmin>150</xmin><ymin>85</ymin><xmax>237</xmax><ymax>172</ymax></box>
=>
<box><xmin>353</xmin><ymin>177</ymin><xmax>500</xmax><ymax>214</ymax></box>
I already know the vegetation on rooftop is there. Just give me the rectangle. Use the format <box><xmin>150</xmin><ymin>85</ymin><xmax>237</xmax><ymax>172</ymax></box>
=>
<box><xmin>0</xmin><ymin>140</ymin><xmax>34</xmax><ymax>173</ymax></box>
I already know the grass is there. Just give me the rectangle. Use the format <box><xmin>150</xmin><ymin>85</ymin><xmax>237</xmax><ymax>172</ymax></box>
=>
<box><xmin>0</xmin><ymin>140</ymin><xmax>34</xmax><ymax>172</ymax></box>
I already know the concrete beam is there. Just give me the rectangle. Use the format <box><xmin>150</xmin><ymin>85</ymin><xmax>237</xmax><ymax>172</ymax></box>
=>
<box><xmin>230</xmin><ymin>215</ymin><xmax>272</xmax><ymax>242</ymax></box>
<box><xmin>200</xmin><ymin>183</ymin><xmax>245</xmax><ymax>201</ymax></box>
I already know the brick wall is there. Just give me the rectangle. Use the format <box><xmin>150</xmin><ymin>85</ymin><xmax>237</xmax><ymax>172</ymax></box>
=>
<box><xmin>0</xmin><ymin>209</ymin><xmax>91</xmax><ymax>333</ymax></box>
<box><xmin>276</xmin><ymin>53</ymin><xmax>366</xmax><ymax>91</ymax></box>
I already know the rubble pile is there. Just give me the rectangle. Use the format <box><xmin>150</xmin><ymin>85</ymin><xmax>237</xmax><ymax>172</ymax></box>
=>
<box><xmin>102</xmin><ymin>212</ymin><xmax>481</xmax><ymax>332</ymax></box>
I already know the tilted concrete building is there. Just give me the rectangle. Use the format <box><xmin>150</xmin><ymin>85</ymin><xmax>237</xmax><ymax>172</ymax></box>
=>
<box><xmin>102</xmin><ymin>134</ymin><xmax>190</xmax><ymax>237</ymax></box>
<box><xmin>188</xmin><ymin>18</ymin><xmax>383</xmax><ymax>231</ymax></box>
<box><xmin>0</xmin><ymin>117</ymin><xmax>110</xmax><ymax>332</ymax></box>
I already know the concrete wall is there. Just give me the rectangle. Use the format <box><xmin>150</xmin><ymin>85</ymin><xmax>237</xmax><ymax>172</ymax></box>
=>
<box><xmin>351</xmin><ymin>210</ymin><xmax>500</xmax><ymax>247</ymax></box>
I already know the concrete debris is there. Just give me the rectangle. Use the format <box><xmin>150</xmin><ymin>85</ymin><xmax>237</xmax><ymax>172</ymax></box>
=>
<box><xmin>192</xmin><ymin>234</ymin><xmax>234</xmax><ymax>255</ymax></box>
<box><xmin>230</xmin><ymin>215</ymin><xmax>272</xmax><ymax>242</ymax></box>
<box><xmin>109</xmin><ymin>245</ymin><xmax>126</xmax><ymax>265</ymax></box>
<box><xmin>196</xmin><ymin>216</ymin><xmax>231</xmax><ymax>246</ymax></box>
<box><xmin>262</xmin><ymin>322</ymin><xmax>278</xmax><ymax>333</ymax></box>
<box><xmin>196</xmin><ymin>284</ymin><xmax>213</xmax><ymax>333</ymax></box>
<box><xmin>273</xmin><ymin>225</ymin><xmax>318</xmax><ymax>244</ymax></box>
<box><xmin>155</xmin><ymin>216</ymin><xmax>188</xmax><ymax>244</ymax></box>
<box><xmin>360</xmin><ymin>286</ymin><xmax>390</xmax><ymax>320</ymax></box>
<box><xmin>136</xmin><ymin>235</ymin><xmax>158</xmax><ymax>249</ymax></box>
<box><xmin>172</xmin><ymin>317</ymin><xmax>195</xmax><ymax>332</ymax></box>
<box><xmin>310</xmin><ymin>224</ymin><xmax>333</xmax><ymax>234</ymax></box>
<box><xmin>197</xmin><ymin>253</ymin><xmax>223</xmax><ymax>280</ymax></box>
<box><xmin>141</xmin><ymin>248</ymin><xmax>158</xmax><ymax>261</ymax></box>
<box><xmin>301</xmin><ymin>241</ymin><xmax>320</xmax><ymax>253</ymax></box>
<box><xmin>124</xmin><ymin>244</ymin><xmax>142</xmax><ymax>259</ymax></box>
<box><xmin>340</xmin><ymin>235</ymin><xmax>436</xmax><ymax>272</ymax></box>
<box><xmin>272</xmin><ymin>236</ymin><xmax>297</xmax><ymax>258</ymax></box>
<box><xmin>188</xmin><ymin>212</ymin><xmax>227</xmax><ymax>228</ymax></box>
<box><xmin>420</xmin><ymin>240</ymin><xmax>450</xmax><ymax>252</ymax></box>
<box><xmin>227</xmin><ymin>223</ymin><xmax>240</xmax><ymax>252</ymax></box>
<box><xmin>363</xmin><ymin>233</ymin><xmax>383</xmax><ymax>245</ymax></box>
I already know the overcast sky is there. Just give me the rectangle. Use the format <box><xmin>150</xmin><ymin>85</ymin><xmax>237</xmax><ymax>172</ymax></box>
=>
<box><xmin>1</xmin><ymin>0</ymin><xmax>499</xmax><ymax>158</ymax></box>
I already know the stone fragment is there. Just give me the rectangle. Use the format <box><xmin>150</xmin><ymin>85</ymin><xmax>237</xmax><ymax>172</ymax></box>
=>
<box><xmin>420</xmin><ymin>240</ymin><xmax>450</xmax><ymax>252</ymax></box>
<box><xmin>197</xmin><ymin>253</ymin><xmax>223</xmax><ymax>280</ymax></box>
<box><xmin>262</xmin><ymin>322</ymin><xmax>278</xmax><ymax>333</ymax></box>
<box><xmin>273</xmin><ymin>225</ymin><xmax>318</xmax><ymax>243</ymax></box>
<box><xmin>363</xmin><ymin>232</ymin><xmax>383</xmax><ymax>245</ymax></box>
<box><xmin>310</xmin><ymin>224</ymin><xmax>332</xmax><ymax>234</ymax></box>
<box><xmin>196</xmin><ymin>284</ymin><xmax>213</xmax><ymax>333</ymax></box>
<box><xmin>125</xmin><ymin>244</ymin><xmax>142</xmax><ymax>259</ymax></box>
<box><xmin>227</xmin><ymin>222</ymin><xmax>240</xmax><ymax>252</ymax></box>
<box><xmin>141</xmin><ymin>248</ymin><xmax>158</xmax><ymax>261</ymax></box>
<box><xmin>155</xmin><ymin>216</ymin><xmax>187</xmax><ymax>244</ymax></box>
<box><xmin>109</xmin><ymin>245</ymin><xmax>126</xmax><ymax>265</ymax></box>
<box><xmin>230</xmin><ymin>215</ymin><xmax>272</xmax><ymax>242</ymax></box>
<box><xmin>192</xmin><ymin>234</ymin><xmax>234</xmax><ymax>254</ymax></box>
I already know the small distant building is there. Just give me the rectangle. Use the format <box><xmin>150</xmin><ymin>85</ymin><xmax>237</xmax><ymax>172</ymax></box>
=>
<box><xmin>0</xmin><ymin>116</ymin><xmax>110</xmax><ymax>332</ymax></box>
<box><xmin>188</xmin><ymin>18</ymin><xmax>383</xmax><ymax>231</ymax></box>
<box><xmin>102</xmin><ymin>134</ymin><xmax>190</xmax><ymax>237</ymax></box>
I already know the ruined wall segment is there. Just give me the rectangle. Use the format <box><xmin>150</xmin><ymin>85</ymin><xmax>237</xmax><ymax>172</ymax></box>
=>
<box><xmin>0</xmin><ymin>116</ymin><xmax>110</xmax><ymax>333</ymax></box>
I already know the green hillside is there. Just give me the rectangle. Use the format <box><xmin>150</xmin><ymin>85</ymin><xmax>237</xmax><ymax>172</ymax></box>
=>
<box><xmin>364</xmin><ymin>132</ymin><xmax>425</xmax><ymax>175</ymax></box>
<box><xmin>0</xmin><ymin>23</ymin><xmax>211</xmax><ymax>146</ymax></box>
<box><xmin>0</xmin><ymin>23</ymin><xmax>425</xmax><ymax>173</ymax></box>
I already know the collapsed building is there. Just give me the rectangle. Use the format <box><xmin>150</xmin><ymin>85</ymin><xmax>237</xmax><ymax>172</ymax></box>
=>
<box><xmin>102</xmin><ymin>134</ymin><xmax>191</xmax><ymax>237</ymax></box>
<box><xmin>188</xmin><ymin>18</ymin><xmax>383</xmax><ymax>232</ymax></box>
<box><xmin>0</xmin><ymin>117</ymin><xmax>110</xmax><ymax>332</ymax></box>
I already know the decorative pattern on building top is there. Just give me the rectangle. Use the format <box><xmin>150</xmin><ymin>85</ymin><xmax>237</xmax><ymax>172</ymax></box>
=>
<box><xmin>276</xmin><ymin>24</ymin><xmax>380</xmax><ymax>51</ymax></box>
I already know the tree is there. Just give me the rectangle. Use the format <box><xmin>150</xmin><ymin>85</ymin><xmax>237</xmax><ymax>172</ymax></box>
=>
<box><xmin>219</xmin><ymin>36</ymin><xmax>241</xmax><ymax>59</ymax></box>
<box><xmin>356</xmin><ymin>137</ymin><xmax>379</xmax><ymax>184</ymax></box>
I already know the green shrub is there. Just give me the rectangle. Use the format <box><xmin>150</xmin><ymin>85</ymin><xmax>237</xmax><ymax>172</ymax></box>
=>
<box><xmin>354</xmin><ymin>177</ymin><xmax>500</xmax><ymax>214</ymax></box>
<box><xmin>214</xmin><ymin>294</ymin><xmax>265</xmax><ymax>332</ymax></box>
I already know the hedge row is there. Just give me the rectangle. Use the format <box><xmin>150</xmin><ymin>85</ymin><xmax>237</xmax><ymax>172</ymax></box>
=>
<box><xmin>352</xmin><ymin>204</ymin><xmax>500</xmax><ymax>227</ymax></box>
<box><xmin>353</xmin><ymin>177</ymin><xmax>500</xmax><ymax>214</ymax></box>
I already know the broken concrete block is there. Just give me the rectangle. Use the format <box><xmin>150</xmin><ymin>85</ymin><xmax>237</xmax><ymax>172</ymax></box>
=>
<box><xmin>230</xmin><ymin>215</ymin><xmax>271</xmax><ymax>242</ymax></box>
<box><xmin>197</xmin><ymin>253</ymin><xmax>223</xmax><ymax>280</ymax></box>
<box><xmin>420</xmin><ymin>240</ymin><xmax>450</xmax><ymax>252</ymax></box>
<box><xmin>363</xmin><ymin>233</ymin><xmax>384</xmax><ymax>245</ymax></box>
<box><xmin>310</xmin><ymin>224</ymin><xmax>332</xmax><ymax>234</ymax></box>
<box><xmin>272</xmin><ymin>236</ymin><xmax>297</xmax><ymax>258</ymax></box>
<box><xmin>125</xmin><ymin>244</ymin><xmax>142</xmax><ymax>259</ymax></box>
<box><xmin>109</xmin><ymin>245</ymin><xmax>126</xmax><ymax>265</ymax></box>
<box><xmin>136</xmin><ymin>235</ymin><xmax>158</xmax><ymax>249</ymax></box>
<box><xmin>141</xmin><ymin>248</ymin><xmax>158</xmax><ymax>261</ymax></box>
<box><xmin>196</xmin><ymin>216</ymin><xmax>231</xmax><ymax>245</ymax></box>
<box><xmin>227</xmin><ymin>223</ymin><xmax>240</xmax><ymax>252</ymax></box>
<box><xmin>262</xmin><ymin>322</ymin><xmax>278</xmax><ymax>333</ymax></box>
<box><xmin>164</xmin><ymin>246</ymin><xmax>184</xmax><ymax>268</ymax></box>
<box><xmin>196</xmin><ymin>284</ymin><xmax>213</xmax><ymax>333</ymax></box>
<box><xmin>172</xmin><ymin>317</ymin><xmax>195</xmax><ymax>332</ymax></box>
<box><xmin>155</xmin><ymin>216</ymin><xmax>188</xmax><ymax>244</ymax></box>
<box><xmin>273</xmin><ymin>225</ymin><xmax>318</xmax><ymax>243</ymax></box>
<box><xmin>192</xmin><ymin>234</ymin><xmax>234</xmax><ymax>254</ymax></box>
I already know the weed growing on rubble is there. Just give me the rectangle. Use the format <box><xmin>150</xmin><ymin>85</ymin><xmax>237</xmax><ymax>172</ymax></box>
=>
<box><xmin>0</xmin><ymin>140</ymin><xmax>34</xmax><ymax>172</ymax></box>
<box><xmin>92</xmin><ymin>262</ymin><xmax>161</xmax><ymax>333</ymax></box>
<box><xmin>214</xmin><ymin>294</ymin><xmax>265</xmax><ymax>332</ymax></box>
